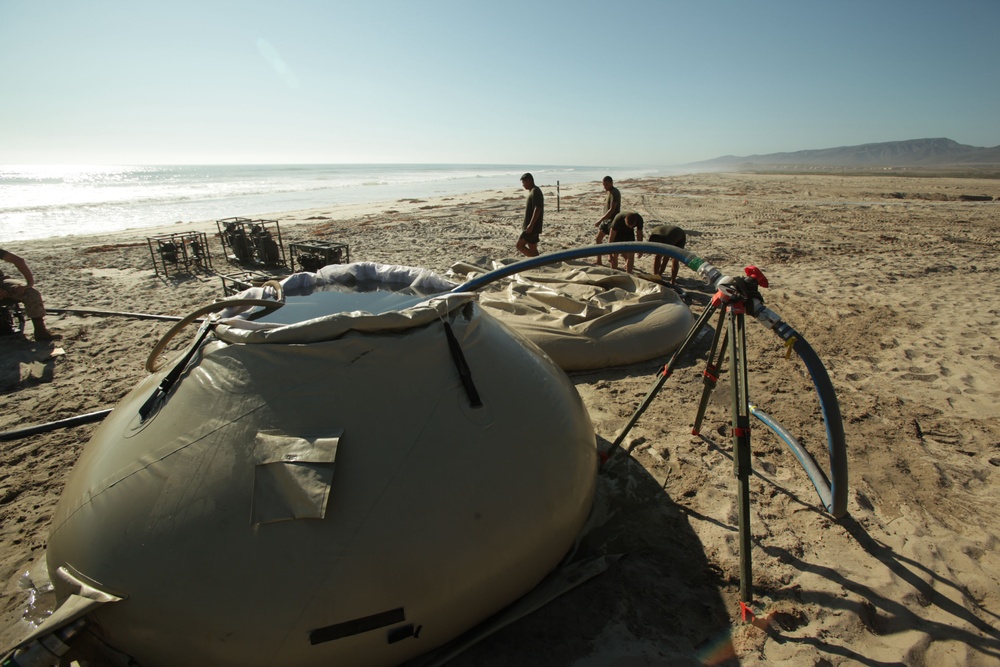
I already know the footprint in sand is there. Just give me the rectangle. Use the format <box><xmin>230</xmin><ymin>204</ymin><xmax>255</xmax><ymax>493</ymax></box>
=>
<box><xmin>899</xmin><ymin>371</ymin><xmax>939</xmax><ymax>382</ymax></box>
<box><xmin>971</xmin><ymin>353</ymin><xmax>1000</xmax><ymax>370</ymax></box>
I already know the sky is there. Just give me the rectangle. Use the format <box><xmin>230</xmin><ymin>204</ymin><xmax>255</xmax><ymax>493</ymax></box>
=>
<box><xmin>1</xmin><ymin>0</ymin><xmax>998</xmax><ymax>167</ymax></box>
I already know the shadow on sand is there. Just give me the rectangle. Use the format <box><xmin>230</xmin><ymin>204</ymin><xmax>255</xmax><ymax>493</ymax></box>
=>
<box><xmin>411</xmin><ymin>436</ymin><xmax>737</xmax><ymax>667</ymax></box>
<box><xmin>0</xmin><ymin>336</ymin><xmax>60</xmax><ymax>392</ymax></box>
<box><xmin>696</xmin><ymin>433</ymin><xmax>1000</xmax><ymax>666</ymax></box>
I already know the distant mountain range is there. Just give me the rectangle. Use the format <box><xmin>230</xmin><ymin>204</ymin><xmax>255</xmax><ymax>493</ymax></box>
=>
<box><xmin>691</xmin><ymin>138</ymin><xmax>1000</xmax><ymax>169</ymax></box>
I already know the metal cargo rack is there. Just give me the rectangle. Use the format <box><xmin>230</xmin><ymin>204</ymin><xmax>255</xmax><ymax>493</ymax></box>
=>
<box><xmin>288</xmin><ymin>240</ymin><xmax>351</xmax><ymax>273</ymax></box>
<box><xmin>220</xmin><ymin>270</ymin><xmax>287</xmax><ymax>297</ymax></box>
<box><xmin>147</xmin><ymin>231</ymin><xmax>213</xmax><ymax>278</ymax></box>
<box><xmin>216</xmin><ymin>218</ymin><xmax>287</xmax><ymax>268</ymax></box>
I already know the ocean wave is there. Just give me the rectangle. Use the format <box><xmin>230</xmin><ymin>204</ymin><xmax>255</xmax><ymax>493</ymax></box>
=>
<box><xmin>0</xmin><ymin>164</ymin><xmax>643</xmax><ymax>242</ymax></box>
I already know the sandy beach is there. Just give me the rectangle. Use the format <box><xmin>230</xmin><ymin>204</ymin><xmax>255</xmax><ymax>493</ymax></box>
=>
<box><xmin>2</xmin><ymin>171</ymin><xmax>1000</xmax><ymax>665</ymax></box>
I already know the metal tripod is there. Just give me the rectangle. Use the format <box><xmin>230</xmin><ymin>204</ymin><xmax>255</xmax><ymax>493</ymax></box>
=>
<box><xmin>607</xmin><ymin>281</ymin><xmax>760</xmax><ymax>604</ymax></box>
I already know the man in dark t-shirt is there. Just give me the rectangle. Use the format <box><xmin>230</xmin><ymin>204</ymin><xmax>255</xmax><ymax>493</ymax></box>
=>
<box><xmin>593</xmin><ymin>176</ymin><xmax>621</xmax><ymax>265</ymax></box>
<box><xmin>1</xmin><ymin>248</ymin><xmax>58</xmax><ymax>340</ymax></box>
<box><xmin>516</xmin><ymin>173</ymin><xmax>543</xmax><ymax>257</ymax></box>
<box><xmin>607</xmin><ymin>211</ymin><xmax>644</xmax><ymax>273</ymax></box>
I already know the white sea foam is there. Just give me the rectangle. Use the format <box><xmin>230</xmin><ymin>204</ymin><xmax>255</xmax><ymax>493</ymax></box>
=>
<box><xmin>0</xmin><ymin>164</ymin><xmax>661</xmax><ymax>243</ymax></box>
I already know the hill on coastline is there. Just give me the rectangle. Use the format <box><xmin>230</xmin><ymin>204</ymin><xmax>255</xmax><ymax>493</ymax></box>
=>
<box><xmin>690</xmin><ymin>138</ymin><xmax>1000</xmax><ymax>171</ymax></box>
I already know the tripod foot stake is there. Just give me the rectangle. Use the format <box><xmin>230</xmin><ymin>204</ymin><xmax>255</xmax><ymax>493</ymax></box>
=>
<box><xmin>739</xmin><ymin>600</ymin><xmax>755</xmax><ymax>623</ymax></box>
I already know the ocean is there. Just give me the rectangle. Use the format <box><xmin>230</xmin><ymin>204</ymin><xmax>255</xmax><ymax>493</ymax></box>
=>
<box><xmin>0</xmin><ymin>164</ymin><xmax>661</xmax><ymax>244</ymax></box>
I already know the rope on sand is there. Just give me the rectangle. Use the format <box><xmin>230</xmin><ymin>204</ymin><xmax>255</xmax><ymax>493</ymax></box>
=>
<box><xmin>47</xmin><ymin>307</ymin><xmax>186</xmax><ymax>322</ymax></box>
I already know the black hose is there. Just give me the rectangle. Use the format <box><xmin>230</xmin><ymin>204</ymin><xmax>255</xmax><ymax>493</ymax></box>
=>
<box><xmin>0</xmin><ymin>409</ymin><xmax>112</xmax><ymax>442</ymax></box>
<box><xmin>774</xmin><ymin>322</ymin><xmax>849</xmax><ymax>518</ymax></box>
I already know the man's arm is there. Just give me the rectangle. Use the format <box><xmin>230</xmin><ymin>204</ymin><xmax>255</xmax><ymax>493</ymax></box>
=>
<box><xmin>3</xmin><ymin>251</ymin><xmax>35</xmax><ymax>287</ymax></box>
<box><xmin>526</xmin><ymin>206</ymin><xmax>542</xmax><ymax>233</ymax></box>
<box><xmin>596</xmin><ymin>190</ymin><xmax>621</xmax><ymax>226</ymax></box>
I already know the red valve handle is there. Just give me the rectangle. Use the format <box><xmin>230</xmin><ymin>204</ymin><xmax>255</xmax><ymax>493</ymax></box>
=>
<box><xmin>745</xmin><ymin>265</ymin><xmax>768</xmax><ymax>288</ymax></box>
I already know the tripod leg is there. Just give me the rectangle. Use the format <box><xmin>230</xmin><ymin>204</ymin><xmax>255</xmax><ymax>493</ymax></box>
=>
<box><xmin>728</xmin><ymin>309</ymin><xmax>754</xmax><ymax>604</ymax></box>
<box><xmin>606</xmin><ymin>303</ymin><xmax>719</xmax><ymax>458</ymax></box>
<box><xmin>691</xmin><ymin>306</ymin><xmax>729</xmax><ymax>436</ymax></box>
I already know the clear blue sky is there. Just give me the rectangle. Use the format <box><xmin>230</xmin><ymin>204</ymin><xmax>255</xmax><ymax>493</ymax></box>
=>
<box><xmin>2</xmin><ymin>0</ymin><xmax>997</xmax><ymax>166</ymax></box>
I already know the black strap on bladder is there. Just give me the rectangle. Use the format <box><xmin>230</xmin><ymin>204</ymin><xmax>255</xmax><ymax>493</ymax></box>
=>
<box><xmin>138</xmin><ymin>322</ymin><xmax>212</xmax><ymax>422</ymax></box>
<box><xmin>442</xmin><ymin>321</ymin><xmax>482</xmax><ymax>408</ymax></box>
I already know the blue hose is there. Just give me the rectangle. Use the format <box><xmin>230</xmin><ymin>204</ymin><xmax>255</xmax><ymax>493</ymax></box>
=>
<box><xmin>449</xmin><ymin>243</ymin><xmax>849</xmax><ymax>519</ymax></box>
<box><xmin>448</xmin><ymin>243</ymin><xmax>720</xmax><ymax>293</ymax></box>
<box><xmin>750</xmin><ymin>405</ymin><xmax>836</xmax><ymax>512</ymax></box>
